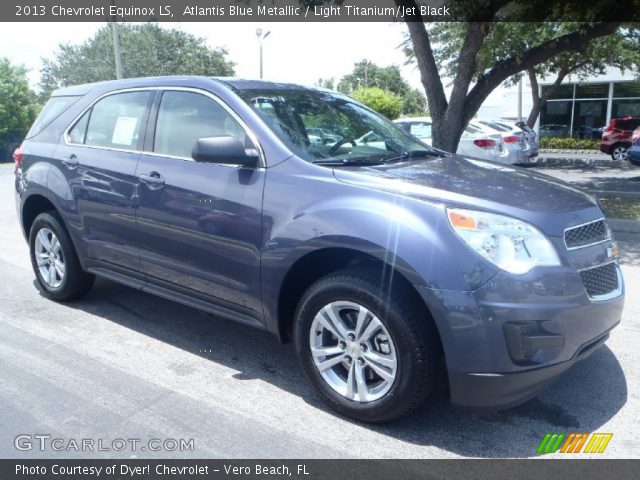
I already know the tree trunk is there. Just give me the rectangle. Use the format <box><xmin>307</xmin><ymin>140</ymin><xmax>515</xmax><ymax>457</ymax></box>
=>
<box><xmin>526</xmin><ymin>69</ymin><xmax>542</xmax><ymax>128</ymax></box>
<box><xmin>526</xmin><ymin>67</ymin><xmax>569</xmax><ymax>127</ymax></box>
<box><xmin>395</xmin><ymin>0</ymin><xmax>619</xmax><ymax>153</ymax></box>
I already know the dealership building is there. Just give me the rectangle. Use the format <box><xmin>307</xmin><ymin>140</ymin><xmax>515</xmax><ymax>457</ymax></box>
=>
<box><xmin>477</xmin><ymin>68</ymin><xmax>640</xmax><ymax>137</ymax></box>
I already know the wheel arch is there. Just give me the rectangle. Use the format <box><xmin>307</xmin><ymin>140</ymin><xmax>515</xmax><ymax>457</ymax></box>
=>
<box><xmin>275</xmin><ymin>246</ymin><xmax>445</xmax><ymax>364</ymax></box>
<box><xmin>21</xmin><ymin>193</ymin><xmax>58</xmax><ymax>239</ymax></box>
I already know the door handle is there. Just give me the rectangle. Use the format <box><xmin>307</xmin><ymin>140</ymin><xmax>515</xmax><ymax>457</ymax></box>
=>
<box><xmin>62</xmin><ymin>154</ymin><xmax>79</xmax><ymax>169</ymax></box>
<box><xmin>138</xmin><ymin>172</ymin><xmax>165</xmax><ymax>189</ymax></box>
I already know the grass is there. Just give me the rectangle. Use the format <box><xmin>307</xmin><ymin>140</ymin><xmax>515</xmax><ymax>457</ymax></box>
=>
<box><xmin>600</xmin><ymin>197</ymin><xmax>640</xmax><ymax>220</ymax></box>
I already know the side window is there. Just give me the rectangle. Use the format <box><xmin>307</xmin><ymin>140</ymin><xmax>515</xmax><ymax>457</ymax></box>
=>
<box><xmin>620</xmin><ymin>119</ymin><xmax>640</xmax><ymax>131</ymax></box>
<box><xmin>68</xmin><ymin>110</ymin><xmax>90</xmax><ymax>144</ymax></box>
<box><xmin>81</xmin><ymin>91</ymin><xmax>151</xmax><ymax>149</ymax></box>
<box><xmin>154</xmin><ymin>91</ymin><xmax>246</xmax><ymax>159</ymax></box>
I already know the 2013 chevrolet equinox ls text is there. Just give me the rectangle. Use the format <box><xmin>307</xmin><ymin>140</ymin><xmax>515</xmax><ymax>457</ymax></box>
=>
<box><xmin>14</xmin><ymin>77</ymin><xmax>624</xmax><ymax>422</ymax></box>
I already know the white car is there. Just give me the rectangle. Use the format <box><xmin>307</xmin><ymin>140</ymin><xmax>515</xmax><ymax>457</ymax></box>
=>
<box><xmin>476</xmin><ymin>120</ymin><xmax>533</xmax><ymax>164</ymax></box>
<box><xmin>394</xmin><ymin>117</ymin><xmax>510</xmax><ymax>163</ymax></box>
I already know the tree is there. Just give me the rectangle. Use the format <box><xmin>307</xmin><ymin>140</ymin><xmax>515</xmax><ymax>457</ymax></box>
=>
<box><xmin>420</xmin><ymin>22</ymin><xmax>640</xmax><ymax>128</ymax></box>
<box><xmin>316</xmin><ymin>77</ymin><xmax>336</xmax><ymax>90</ymax></box>
<box><xmin>337</xmin><ymin>60</ymin><xmax>427</xmax><ymax>115</ymax></box>
<box><xmin>39</xmin><ymin>23</ymin><xmax>235</xmax><ymax>99</ymax></box>
<box><xmin>524</xmin><ymin>31</ymin><xmax>639</xmax><ymax>127</ymax></box>
<box><xmin>351</xmin><ymin>87</ymin><xmax>403</xmax><ymax>119</ymax></box>
<box><xmin>395</xmin><ymin>0</ymin><xmax>632</xmax><ymax>151</ymax></box>
<box><xmin>0</xmin><ymin>58</ymin><xmax>38</xmax><ymax>136</ymax></box>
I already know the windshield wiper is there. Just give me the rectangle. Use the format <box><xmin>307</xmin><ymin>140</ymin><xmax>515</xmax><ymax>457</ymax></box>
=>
<box><xmin>381</xmin><ymin>150</ymin><xmax>443</xmax><ymax>162</ymax></box>
<box><xmin>311</xmin><ymin>157</ymin><xmax>386</xmax><ymax>166</ymax></box>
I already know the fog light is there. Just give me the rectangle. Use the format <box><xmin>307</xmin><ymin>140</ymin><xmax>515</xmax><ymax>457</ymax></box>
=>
<box><xmin>504</xmin><ymin>322</ymin><xmax>565</xmax><ymax>365</ymax></box>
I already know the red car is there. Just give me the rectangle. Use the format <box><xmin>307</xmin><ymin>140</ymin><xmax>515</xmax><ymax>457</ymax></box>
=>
<box><xmin>600</xmin><ymin>116</ymin><xmax>640</xmax><ymax>160</ymax></box>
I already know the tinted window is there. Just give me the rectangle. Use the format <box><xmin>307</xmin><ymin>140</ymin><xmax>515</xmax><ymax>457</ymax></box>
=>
<box><xmin>84</xmin><ymin>91</ymin><xmax>151</xmax><ymax>149</ymax></box>
<box><xmin>541</xmin><ymin>84</ymin><xmax>574</xmax><ymax>100</ymax></box>
<box><xmin>612</xmin><ymin>99</ymin><xmax>640</xmax><ymax>120</ymax></box>
<box><xmin>27</xmin><ymin>96</ymin><xmax>80</xmax><ymax>138</ymax></box>
<box><xmin>613</xmin><ymin>82</ymin><xmax>640</xmax><ymax>98</ymax></box>
<box><xmin>575</xmin><ymin>83</ymin><xmax>608</xmax><ymax>99</ymax></box>
<box><xmin>154</xmin><ymin>91</ymin><xmax>245</xmax><ymax>158</ymax></box>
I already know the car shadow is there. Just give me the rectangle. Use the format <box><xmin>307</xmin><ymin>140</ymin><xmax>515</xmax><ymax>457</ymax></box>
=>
<box><xmin>51</xmin><ymin>277</ymin><xmax>627</xmax><ymax>458</ymax></box>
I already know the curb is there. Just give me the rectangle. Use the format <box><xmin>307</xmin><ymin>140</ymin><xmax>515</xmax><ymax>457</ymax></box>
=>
<box><xmin>531</xmin><ymin>157</ymin><xmax>615</xmax><ymax>166</ymax></box>
<box><xmin>539</xmin><ymin>149</ymin><xmax>603</xmax><ymax>155</ymax></box>
<box><xmin>593</xmin><ymin>190</ymin><xmax>640</xmax><ymax>200</ymax></box>
<box><xmin>608</xmin><ymin>218</ymin><xmax>640</xmax><ymax>235</ymax></box>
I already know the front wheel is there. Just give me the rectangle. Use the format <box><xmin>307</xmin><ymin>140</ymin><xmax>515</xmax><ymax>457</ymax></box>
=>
<box><xmin>611</xmin><ymin>144</ymin><xmax>629</xmax><ymax>161</ymax></box>
<box><xmin>294</xmin><ymin>268</ymin><xmax>440</xmax><ymax>422</ymax></box>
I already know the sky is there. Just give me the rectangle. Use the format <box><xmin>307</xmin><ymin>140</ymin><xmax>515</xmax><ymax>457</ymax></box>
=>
<box><xmin>11</xmin><ymin>22</ymin><xmax>634</xmax><ymax>119</ymax></box>
<box><xmin>0</xmin><ymin>22</ymin><xmax>634</xmax><ymax>120</ymax></box>
<box><xmin>0</xmin><ymin>22</ymin><xmax>424</xmax><ymax>91</ymax></box>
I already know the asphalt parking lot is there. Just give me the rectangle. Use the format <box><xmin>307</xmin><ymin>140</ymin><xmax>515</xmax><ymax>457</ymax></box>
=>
<box><xmin>0</xmin><ymin>162</ymin><xmax>638</xmax><ymax>459</ymax></box>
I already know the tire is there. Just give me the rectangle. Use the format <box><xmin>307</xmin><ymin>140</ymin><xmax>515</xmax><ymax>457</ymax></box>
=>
<box><xmin>29</xmin><ymin>212</ymin><xmax>95</xmax><ymax>301</ymax></box>
<box><xmin>294</xmin><ymin>267</ymin><xmax>440</xmax><ymax>423</ymax></box>
<box><xmin>611</xmin><ymin>144</ymin><xmax>629</xmax><ymax>161</ymax></box>
<box><xmin>628</xmin><ymin>155</ymin><xmax>640</xmax><ymax>167</ymax></box>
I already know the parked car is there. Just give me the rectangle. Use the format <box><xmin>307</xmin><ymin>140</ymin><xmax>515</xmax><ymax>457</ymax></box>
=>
<box><xmin>539</xmin><ymin>124</ymin><xmax>569</xmax><ymax>138</ymax></box>
<box><xmin>628</xmin><ymin>126</ymin><xmax>640</xmax><ymax>166</ymax></box>
<box><xmin>574</xmin><ymin>125</ymin><xmax>605</xmax><ymax>139</ymax></box>
<box><xmin>515</xmin><ymin>121</ymin><xmax>539</xmax><ymax>158</ymax></box>
<box><xmin>472</xmin><ymin>120</ymin><xmax>530</xmax><ymax>164</ymax></box>
<box><xmin>478</xmin><ymin>120</ymin><xmax>539</xmax><ymax>161</ymax></box>
<box><xmin>600</xmin><ymin>116</ymin><xmax>640</xmax><ymax>161</ymax></box>
<box><xmin>15</xmin><ymin>77</ymin><xmax>624</xmax><ymax>422</ymax></box>
<box><xmin>307</xmin><ymin>127</ymin><xmax>340</xmax><ymax>145</ymax></box>
<box><xmin>394</xmin><ymin>117</ymin><xmax>510</xmax><ymax>163</ymax></box>
<box><xmin>478</xmin><ymin>120</ymin><xmax>540</xmax><ymax>161</ymax></box>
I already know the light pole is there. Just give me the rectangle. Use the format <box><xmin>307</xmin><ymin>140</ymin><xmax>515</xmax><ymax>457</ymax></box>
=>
<box><xmin>110</xmin><ymin>0</ymin><xmax>123</xmax><ymax>79</ymax></box>
<box><xmin>111</xmin><ymin>21</ymin><xmax>123</xmax><ymax>79</ymax></box>
<box><xmin>256</xmin><ymin>28</ymin><xmax>271</xmax><ymax>79</ymax></box>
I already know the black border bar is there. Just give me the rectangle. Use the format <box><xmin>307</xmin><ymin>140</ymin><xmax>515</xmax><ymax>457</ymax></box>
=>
<box><xmin>2</xmin><ymin>459</ymin><xmax>639</xmax><ymax>480</ymax></box>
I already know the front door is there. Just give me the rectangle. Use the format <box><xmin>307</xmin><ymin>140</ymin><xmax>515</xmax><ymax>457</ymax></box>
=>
<box><xmin>135</xmin><ymin>89</ymin><xmax>265</xmax><ymax>316</ymax></box>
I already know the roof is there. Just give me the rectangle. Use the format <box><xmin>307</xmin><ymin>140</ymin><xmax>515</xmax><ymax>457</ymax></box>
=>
<box><xmin>51</xmin><ymin>75</ymin><xmax>325</xmax><ymax>97</ymax></box>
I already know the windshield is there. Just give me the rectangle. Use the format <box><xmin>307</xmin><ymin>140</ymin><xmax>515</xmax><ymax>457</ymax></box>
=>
<box><xmin>237</xmin><ymin>89</ymin><xmax>435</xmax><ymax>164</ymax></box>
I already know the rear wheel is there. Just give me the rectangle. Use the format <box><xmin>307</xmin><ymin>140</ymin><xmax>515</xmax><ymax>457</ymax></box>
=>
<box><xmin>29</xmin><ymin>212</ymin><xmax>94</xmax><ymax>301</ymax></box>
<box><xmin>294</xmin><ymin>268</ymin><xmax>440</xmax><ymax>422</ymax></box>
<box><xmin>611</xmin><ymin>144</ymin><xmax>629</xmax><ymax>161</ymax></box>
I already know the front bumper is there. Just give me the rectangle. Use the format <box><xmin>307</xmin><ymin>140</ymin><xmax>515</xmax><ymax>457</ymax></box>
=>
<box><xmin>447</xmin><ymin>327</ymin><xmax>613</xmax><ymax>410</ymax></box>
<box><xmin>415</xmin><ymin>259</ymin><xmax>624</xmax><ymax>410</ymax></box>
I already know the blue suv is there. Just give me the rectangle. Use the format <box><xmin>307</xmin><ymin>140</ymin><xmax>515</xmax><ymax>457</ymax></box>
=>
<box><xmin>15</xmin><ymin>77</ymin><xmax>624</xmax><ymax>422</ymax></box>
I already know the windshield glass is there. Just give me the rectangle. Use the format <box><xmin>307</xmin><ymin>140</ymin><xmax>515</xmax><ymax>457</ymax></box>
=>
<box><xmin>237</xmin><ymin>88</ymin><xmax>434</xmax><ymax>163</ymax></box>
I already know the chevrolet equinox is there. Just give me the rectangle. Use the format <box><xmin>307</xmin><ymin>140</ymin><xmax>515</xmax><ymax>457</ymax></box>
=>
<box><xmin>14</xmin><ymin>77</ymin><xmax>624</xmax><ymax>422</ymax></box>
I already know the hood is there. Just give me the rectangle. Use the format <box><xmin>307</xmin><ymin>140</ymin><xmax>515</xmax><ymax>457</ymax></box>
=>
<box><xmin>333</xmin><ymin>155</ymin><xmax>602</xmax><ymax>237</ymax></box>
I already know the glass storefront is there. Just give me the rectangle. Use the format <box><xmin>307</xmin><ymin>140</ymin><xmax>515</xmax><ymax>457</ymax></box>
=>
<box><xmin>539</xmin><ymin>81</ymin><xmax>640</xmax><ymax>138</ymax></box>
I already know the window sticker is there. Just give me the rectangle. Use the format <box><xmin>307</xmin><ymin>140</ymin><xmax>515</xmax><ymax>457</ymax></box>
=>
<box><xmin>112</xmin><ymin>116</ymin><xmax>138</xmax><ymax>146</ymax></box>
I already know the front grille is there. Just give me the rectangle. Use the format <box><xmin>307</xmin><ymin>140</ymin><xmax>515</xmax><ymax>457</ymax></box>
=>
<box><xmin>564</xmin><ymin>219</ymin><xmax>608</xmax><ymax>249</ymax></box>
<box><xmin>579</xmin><ymin>262</ymin><xmax>619</xmax><ymax>298</ymax></box>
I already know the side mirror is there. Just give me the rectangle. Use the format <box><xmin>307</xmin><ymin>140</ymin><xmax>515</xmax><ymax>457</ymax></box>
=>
<box><xmin>191</xmin><ymin>136</ymin><xmax>260</xmax><ymax>168</ymax></box>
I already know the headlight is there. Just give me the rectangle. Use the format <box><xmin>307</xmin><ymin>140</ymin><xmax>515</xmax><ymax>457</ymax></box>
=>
<box><xmin>447</xmin><ymin>208</ymin><xmax>560</xmax><ymax>274</ymax></box>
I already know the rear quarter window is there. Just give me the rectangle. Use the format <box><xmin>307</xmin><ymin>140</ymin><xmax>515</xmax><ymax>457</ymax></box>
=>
<box><xmin>26</xmin><ymin>96</ymin><xmax>81</xmax><ymax>138</ymax></box>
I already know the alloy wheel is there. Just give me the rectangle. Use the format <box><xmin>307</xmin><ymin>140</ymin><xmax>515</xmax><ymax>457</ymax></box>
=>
<box><xmin>34</xmin><ymin>227</ymin><xmax>65</xmax><ymax>288</ymax></box>
<box><xmin>309</xmin><ymin>301</ymin><xmax>398</xmax><ymax>403</ymax></box>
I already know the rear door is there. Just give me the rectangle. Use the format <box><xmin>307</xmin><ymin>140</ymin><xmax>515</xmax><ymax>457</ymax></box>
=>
<box><xmin>134</xmin><ymin>89</ymin><xmax>266</xmax><ymax>317</ymax></box>
<box><xmin>52</xmin><ymin>90</ymin><xmax>154</xmax><ymax>277</ymax></box>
